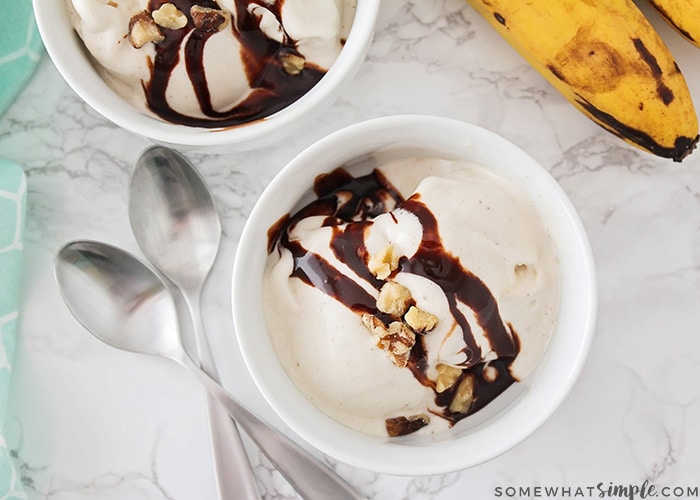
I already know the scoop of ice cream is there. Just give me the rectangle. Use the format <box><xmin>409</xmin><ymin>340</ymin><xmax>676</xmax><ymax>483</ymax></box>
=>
<box><xmin>263</xmin><ymin>157</ymin><xmax>560</xmax><ymax>436</ymax></box>
<box><xmin>66</xmin><ymin>0</ymin><xmax>353</xmax><ymax>126</ymax></box>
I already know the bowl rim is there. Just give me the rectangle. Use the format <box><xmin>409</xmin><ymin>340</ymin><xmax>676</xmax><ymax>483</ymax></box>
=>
<box><xmin>33</xmin><ymin>0</ymin><xmax>380</xmax><ymax>148</ymax></box>
<box><xmin>232</xmin><ymin>114</ymin><xmax>598</xmax><ymax>475</ymax></box>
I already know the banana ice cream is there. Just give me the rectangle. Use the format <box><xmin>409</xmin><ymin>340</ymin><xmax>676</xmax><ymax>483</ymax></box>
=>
<box><xmin>263</xmin><ymin>157</ymin><xmax>560</xmax><ymax>437</ymax></box>
<box><xmin>66</xmin><ymin>0</ymin><xmax>355</xmax><ymax>127</ymax></box>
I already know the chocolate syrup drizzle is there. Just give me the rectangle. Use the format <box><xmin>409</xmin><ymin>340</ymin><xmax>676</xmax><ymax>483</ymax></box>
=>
<box><xmin>268</xmin><ymin>167</ymin><xmax>521</xmax><ymax>427</ymax></box>
<box><xmin>145</xmin><ymin>0</ymin><xmax>327</xmax><ymax>127</ymax></box>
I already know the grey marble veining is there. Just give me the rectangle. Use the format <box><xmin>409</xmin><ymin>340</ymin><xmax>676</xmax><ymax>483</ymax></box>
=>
<box><xmin>2</xmin><ymin>0</ymin><xmax>700</xmax><ymax>498</ymax></box>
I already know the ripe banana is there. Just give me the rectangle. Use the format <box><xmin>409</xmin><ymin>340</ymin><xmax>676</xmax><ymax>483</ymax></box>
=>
<box><xmin>648</xmin><ymin>0</ymin><xmax>700</xmax><ymax>48</ymax></box>
<box><xmin>466</xmin><ymin>0</ymin><xmax>699</xmax><ymax>161</ymax></box>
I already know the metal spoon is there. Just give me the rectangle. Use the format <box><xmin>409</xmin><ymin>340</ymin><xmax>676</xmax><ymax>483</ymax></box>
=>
<box><xmin>54</xmin><ymin>240</ymin><xmax>362</xmax><ymax>500</ymax></box>
<box><xmin>127</xmin><ymin>146</ymin><xmax>258</xmax><ymax>500</ymax></box>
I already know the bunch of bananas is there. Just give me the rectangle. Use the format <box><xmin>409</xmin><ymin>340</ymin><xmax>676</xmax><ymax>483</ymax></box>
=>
<box><xmin>466</xmin><ymin>0</ymin><xmax>700</xmax><ymax>162</ymax></box>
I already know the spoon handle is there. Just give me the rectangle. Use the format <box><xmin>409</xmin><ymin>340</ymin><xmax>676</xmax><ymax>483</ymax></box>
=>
<box><xmin>185</xmin><ymin>294</ymin><xmax>261</xmax><ymax>500</ymax></box>
<box><xmin>205</xmin><ymin>394</ymin><xmax>261</xmax><ymax>500</ymax></box>
<box><xmin>181</xmin><ymin>354</ymin><xmax>364</xmax><ymax>500</ymax></box>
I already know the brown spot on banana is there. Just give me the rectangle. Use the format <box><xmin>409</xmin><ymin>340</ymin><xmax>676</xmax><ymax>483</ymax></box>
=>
<box><xmin>632</xmin><ymin>38</ymin><xmax>674</xmax><ymax>105</ymax></box>
<box><xmin>494</xmin><ymin>12</ymin><xmax>506</xmax><ymax>26</ymax></box>
<box><xmin>551</xmin><ymin>30</ymin><xmax>625</xmax><ymax>94</ymax></box>
<box><xmin>576</xmin><ymin>96</ymin><xmax>698</xmax><ymax>162</ymax></box>
<box><xmin>547</xmin><ymin>64</ymin><xmax>566</xmax><ymax>83</ymax></box>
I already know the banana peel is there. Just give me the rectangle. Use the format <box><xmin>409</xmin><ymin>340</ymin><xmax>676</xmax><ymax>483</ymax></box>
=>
<box><xmin>649</xmin><ymin>0</ymin><xmax>700</xmax><ymax>48</ymax></box>
<box><xmin>466</xmin><ymin>0</ymin><xmax>699</xmax><ymax>161</ymax></box>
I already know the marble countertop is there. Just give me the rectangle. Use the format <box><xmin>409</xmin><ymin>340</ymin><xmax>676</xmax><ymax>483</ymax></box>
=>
<box><xmin>3</xmin><ymin>0</ymin><xmax>700</xmax><ymax>498</ymax></box>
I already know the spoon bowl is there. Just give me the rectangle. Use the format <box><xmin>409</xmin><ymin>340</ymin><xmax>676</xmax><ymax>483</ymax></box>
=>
<box><xmin>129</xmin><ymin>146</ymin><xmax>221</xmax><ymax>289</ymax></box>
<box><xmin>55</xmin><ymin>241</ymin><xmax>183</xmax><ymax>359</ymax></box>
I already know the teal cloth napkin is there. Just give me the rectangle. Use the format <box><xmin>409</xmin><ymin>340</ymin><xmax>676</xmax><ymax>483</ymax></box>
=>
<box><xmin>0</xmin><ymin>0</ymin><xmax>43</xmax><ymax>115</ymax></box>
<box><xmin>1</xmin><ymin>0</ymin><xmax>40</xmax><ymax>497</ymax></box>
<box><xmin>0</xmin><ymin>163</ymin><xmax>27</xmax><ymax>499</ymax></box>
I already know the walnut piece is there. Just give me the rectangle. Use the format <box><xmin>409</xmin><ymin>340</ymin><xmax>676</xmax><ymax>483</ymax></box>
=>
<box><xmin>376</xmin><ymin>281</ymin><xmax>412</xmax><ymax>318</ymax></box>
<box><xmin>361</xmin><ymin>313</ymin><xmax>385</xmax><ymax>337</ymax></box>
<box><xmin>190</xmin><ymin>5</ymin><xmax>230</xmax><ymax>32</ymax></box>
<box><xmin>128</xmin><ymin>11</ymin><xmax>164</xmax><ymax>48</ymax></box>
<box><xmin>361</xmin><ymin>314</ymin><xmax>415</xmax><ymax>368</ymax></box>
<box><xmin>385</xmin><ymin>414</ymin><xmax>430</xmax><ymax>437</ymax></box>
<box><xmin>368</xmin><ymin>244</ymin><xmax>400</xmax><ymax>280</ymax></box>
<box><xmin>404</xmin><ymin>306</ymin><xmax>438</xmax><ymax>333</ymax></box>
<box><xmin>280</xmin><ymin>53</ymin><xmax>306</xmax><ymax>75</ymax></box>
<box><xmin>435</xmin><ymin>363</ymin><xmax>462</xmax><ymax>393</ymax></box>
<box><xmin>152</xmin><ymin>3</ymin><xmax>187</xmax><ymax>30</ymax></box>
<box><xmin>448</xmin><ymin>373</ymin><xmax>476</xmax><ymax>414</ymax></box>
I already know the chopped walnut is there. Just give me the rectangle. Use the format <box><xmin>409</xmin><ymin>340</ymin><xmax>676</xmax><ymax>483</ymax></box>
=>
<box><xmin>404</xmin><ymin>306</ymin><xmax>439</xmax><ymax>333</ymax></box>
<box><xmin>448</xmin><ymin>373</ymin><xmax>476</xmax><ymax>414</ymax></box>
<box><xmin>385</xmin><ymin>414</ymin><xmax>430</xmax><ymax>437</ymax></box>
<box><xmin>361</xmin><ymin>314</ymin><xmax>415</xmax><ymax>368</ymax></box>
<box><xmin>128</xmin><ymin>11</ymin><xmax>164</xmax><ymax>48</ymax></box>
<box><xmin>190</xmin><ymin>5</ymin><xmax>230</xmax><ymax>32</ymax></box>
<box><xmin>380</xmin><ymin>322</ymin><xmax>415</xmax><ymax>367</ymax></box>
<box><xmin>368</xmin><ymin>244</ymin><xmax>400</xmax><ymax>280</ymax></box>
<box><xmin>435</xmin><ymin>363</ymin><xmax>462</xmax><ymax>393</ymax></box>
<box><xmin>280</xmin><ymin>53</ymin><xmax>306</xmax><ymax>75</ymax></box>
<box><xmin>152</xmin><ymin>3</ymin><xmax>188</xmax><ymax>30</ymax></box>
<box><xmin>376</xmin><ymin>281</ymin><xmax>413</xmax><ymax>318</ymax></box>
<box><xmin>361</xmin><ymin>313</ymin><xmax>384</xmax><ymax>337</ymax></box>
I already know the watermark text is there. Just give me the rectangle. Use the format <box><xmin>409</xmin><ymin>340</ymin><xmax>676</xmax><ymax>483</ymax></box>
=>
<box><xmin>493</xmin><ymin>480</ymin><xmax>699</xmax><ymax>499</ymax></box>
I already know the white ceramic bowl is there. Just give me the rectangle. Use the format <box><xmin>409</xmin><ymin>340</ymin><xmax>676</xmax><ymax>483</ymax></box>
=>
<box><xmin>32</xmin><ymin>0</ymin><xmax>379</xmax><ymax>151</ymax></box>
<box><xmin>232</xmin><ymin>115</ymin><xmax>597</xmax><ymax>475</ymax></box>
